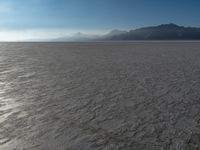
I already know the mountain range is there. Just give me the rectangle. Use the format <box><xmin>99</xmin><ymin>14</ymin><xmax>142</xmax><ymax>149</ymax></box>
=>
<box><xmin>54</xmin><ymin>24</ymin><xmax>200</xmax><ymax>41</ymax></box>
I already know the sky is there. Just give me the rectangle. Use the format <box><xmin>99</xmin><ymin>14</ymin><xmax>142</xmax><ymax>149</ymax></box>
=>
<box><xmin>0</xmin><ymin>0</ymin><xmax>200</xmax><ymax>41</ymax></box>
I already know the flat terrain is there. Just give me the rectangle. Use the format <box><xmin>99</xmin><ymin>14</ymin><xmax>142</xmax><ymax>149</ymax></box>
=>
<box><xmin>1</xmin><ymin>42</ymin><xmax>200</xmax><ymax>150</ymax></box>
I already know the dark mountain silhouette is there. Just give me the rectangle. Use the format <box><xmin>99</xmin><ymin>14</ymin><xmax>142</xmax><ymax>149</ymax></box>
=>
<box><xmin>104</xmin><ymin>23</ymin><xmax>200</xmax><ymax>40</ymax></box>
<box><xmin>51</xmin><ymin>24</ymin><xmax>200</xmax><ymax>41</ymax></box>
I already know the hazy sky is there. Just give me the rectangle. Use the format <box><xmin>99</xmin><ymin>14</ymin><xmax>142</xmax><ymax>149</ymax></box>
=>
<box><xmin>0</xmin><ymin>0</ymin><xmax>200</xmax><ymax>41</ymax></box>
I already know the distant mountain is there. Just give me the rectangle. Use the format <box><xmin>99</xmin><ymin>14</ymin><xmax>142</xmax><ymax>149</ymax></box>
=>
<box><xmin>54</xmin><ymin>32</ymin><xmax>100</xmax><ymax>42</ymax></box>
<box><xmin>51</xmin><ymin>24</ymin><xmax>200</xmax><ymax>41</ymax></box>
<box><xmin>104</xmin><ymin>23</ymin><xmax>200</xmax><ymax>40</ymax></box>
<box><xmin>105</xmin><ymin>29</ymin><xmax>128</xmax><ymax>37</ymax></box>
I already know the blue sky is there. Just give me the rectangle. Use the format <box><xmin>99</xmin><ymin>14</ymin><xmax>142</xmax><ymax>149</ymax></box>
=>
<box><xmin>0</xmin><ymin>0</ymin><xmax>199</xmax><ymax>40</ymax></box>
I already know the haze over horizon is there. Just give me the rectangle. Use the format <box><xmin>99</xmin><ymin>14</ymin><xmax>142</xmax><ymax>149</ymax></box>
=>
<box><xmin>0</xmin><ymin>0</ymin><xmax>200</xmax><ymax>41</ymax></box>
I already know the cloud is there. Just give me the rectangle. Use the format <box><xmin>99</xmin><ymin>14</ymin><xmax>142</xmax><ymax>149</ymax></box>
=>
<box><xmin>0</xmin><ymin>1</ymin><xmax>12</xmax><ymax>13</ymax></box>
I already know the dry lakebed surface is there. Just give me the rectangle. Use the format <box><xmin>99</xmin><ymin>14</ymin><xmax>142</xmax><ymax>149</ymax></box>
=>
<box><xmin>0</xmin><ymin>42</ymin><xmax>200</xmax><ymax>150</ymax></box>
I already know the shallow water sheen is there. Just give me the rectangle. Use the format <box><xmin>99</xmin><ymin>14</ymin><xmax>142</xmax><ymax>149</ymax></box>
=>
<box><xmin>1</xmin><ymin>42</ymin><xmax>200</xmax><ymax>150</ymax></box>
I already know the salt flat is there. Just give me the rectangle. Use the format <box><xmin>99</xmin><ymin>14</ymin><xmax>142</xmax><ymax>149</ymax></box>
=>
<box><xmin>0</xmin><ymin>42</ymin><xmax>200</xmax><ymax>150</ymax></box>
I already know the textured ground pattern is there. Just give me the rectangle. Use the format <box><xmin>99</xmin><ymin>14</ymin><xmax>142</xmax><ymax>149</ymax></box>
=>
<box><xmin>0</xmin><ymin>42</ymin><xmax>200</xmax><ymax>150</ymax></box>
